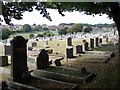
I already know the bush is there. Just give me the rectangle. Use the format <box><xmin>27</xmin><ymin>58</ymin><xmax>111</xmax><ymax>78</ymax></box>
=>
<box><xmin>29</xmin><ymin>33</ymin><xmax>34</xmax><ymax>38</ymax></box>
<box><xmin>36</xmin><ymin>33</ymin><xmax>44</xmax><ymax>37</ymax></box>
<box><xmin>1</xmin><ymin>28</ymin><xmax>11</xmax><ymax>40</ymax></box>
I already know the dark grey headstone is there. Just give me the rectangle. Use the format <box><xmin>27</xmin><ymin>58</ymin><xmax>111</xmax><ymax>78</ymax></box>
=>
<box><xmin>66</xmin><ymin>47</ymin><xmax>73</xmax><ymax>58</ymax></box>
<box><xmin>28</xmin><ymin>47</ymin><xmax>33</xmax><ymax>51</ymax></box>
<box><xmin>67</xmin><ymin>37</ymin><xmax>72</xmax><ymax>46</ymax></box>
<box><xmin>10</xmin><ymin>36</ymin><xmax>28</xmax><ymax>82</ymax></box>
<box><xmin>32</xmin><ymin>42</ymin><xmax>37</xmax><ymax>47</ymax></box>
<box><xmin>84</xmin><ymin>42</ymin><xmax>89</xmax><ymax>51</ymax></box>
<box><xmin>4</xmin><ymin>45</ymin><xmax>11</xmax><ymax>55</ymax></box>
<box><xmin>106</xmin><ymin>37</ymin><xmax>108</xmax><ymax>42</ymax></box>
<box><xmin>36</xmin><ymin>49</ymin><xmax>49</xmax><ymax>69</ymax></box>
<box><xmin>54</xmin><ymin>59</ymin><xmax>62</xmax><ymax>66</ymax></box>
<box><xmin>99</xmin><ymin>38</ymin><xmax>102</xmax><ymax>43</ymax></box>
<box><xmin>0</xmin><ymin>56</ymin><xmax>8</xmax><ymax>67</ymax></box>
<box><xmin>90</xmin><ymin>38</ymin><xmax>94</xmax><ymax>48</ymax></box>
<box><xmin>76</xmin><ymin>45</ymin><xmax>83</xmax><ymax>54</ymax></box>
<box><xmin>95</xmin><ymin>37</ymin><xmax>99</xmax><ymax>47</ymax></box>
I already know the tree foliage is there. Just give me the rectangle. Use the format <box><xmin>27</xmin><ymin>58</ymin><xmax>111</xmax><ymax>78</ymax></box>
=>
<box><xmin>29</xmin><ymin>33</ymin><xmax>34</xmax><ymax>39</ymax></box>
<box><xmin>1</xmin><ymin>28</ymin><xmax>11</xmax><ymax>40</ymax></box>
<box><xmin>84</xmin><ymin>26</ymin><xmax>93</xmax><ymax>33</ymax></box>
<box><xmin>67</xmin><ymin>23</ymin><xmax>83</xmax><ymax>34</ymax></box>
<box><xmin>22</xmin><ymin>24</ymin><xmax>32</xmax><ymax>32</ymax></box>
<box><xmin>58</xmin><ymin>28</ymin><xmax>67</xmax><ymax>35</ymax></box>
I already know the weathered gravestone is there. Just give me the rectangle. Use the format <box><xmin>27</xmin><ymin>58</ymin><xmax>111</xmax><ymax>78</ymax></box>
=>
<box><xmin>66</xmin><ymin>46</ymin><xmax>73</xmax><ymax>58</ymax></box>
<box><xmin>10</xmin><ymin>36</ymin><xmax>29</xmax><ymax>82</ymax></box>
<box><xmin>90</xmin><ymin>38</ymin><xmax>94</xmax><ymax>48</ymax></box>
<box><xmin>76</xmin><ymin>45</ymin><xmax>83</xmax><ymax>54</ymax></box>
<box><xmin>106</xmin><ymin>37</ymin><xmax>108</xmax><ymax>42</ymax></box>
<box><xmin>95</xmin><ymin>37</ymin><xmax>99</xmax><ymax>47</ymax></box>
<box><xmin>36</xmin><ymin>49</ymin><xmax>49</xmax><ymax>69</ymax></box>
<box><xmin>4</xmin><ymin>45</ymin><xmax>11</xmax><ymax>55</ymax></box>
<box><xmin>0</xmin><ymin>56</ymin><xmax>8</xmax><ymax>67</ymax></box>
<box><xmin>84</xmin><ymin>42</ymin><xmax>89</xmax><ymax>51</ymax></box>
<box><xmin>31</xmin><ymin>42</ymin><xmax>37</xmax><ymax>47</ymax></box>
<box><xmin>67</xmin><ymin>37</ymin><xmax>72</xmax><ymax>46</ymax></box>
<box><xmin>99</xmin><ymin>38</ymin><xmax>102</xmax><ymax>44</ymax></box>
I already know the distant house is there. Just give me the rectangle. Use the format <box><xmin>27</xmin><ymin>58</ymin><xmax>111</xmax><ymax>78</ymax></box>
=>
<box><xmin>48</xmin><ymin>25</ymin><xmax>58</xmax><ymax>31</ymax></box>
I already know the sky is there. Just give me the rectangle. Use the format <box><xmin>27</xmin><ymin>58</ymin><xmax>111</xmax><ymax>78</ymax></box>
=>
<box><xmin>1</xmin><ymin>9</ymin><xmax>114</xmax><ymax>26</ymax></box>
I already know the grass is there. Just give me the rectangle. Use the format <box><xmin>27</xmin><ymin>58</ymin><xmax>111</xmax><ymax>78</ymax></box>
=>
<box><xmin>42</xmin><ymin>66</ymin><xmax>88</xmax><ymax>77</ymax></box>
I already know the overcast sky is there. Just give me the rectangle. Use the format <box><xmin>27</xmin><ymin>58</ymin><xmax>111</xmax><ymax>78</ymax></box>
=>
<box><xmin>1</xmin><ymin>9</ymin><xmax>114</xmax><ymax>25</ymax></box>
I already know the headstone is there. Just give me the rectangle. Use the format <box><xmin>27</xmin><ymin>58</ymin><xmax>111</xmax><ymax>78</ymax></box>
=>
<box><xmin>36</xmin><ymin>49</ymin><xmax>49</xmax><ymax>69</ymax></box>
<box><xmin>31</xmin><ymin>42</ymin><xmax>37</xmax><ymax>47</ymax></box>
<box><xmin>54</xmin><ymin>59</ymin><xmax>62</xmax><ymax>66</ymax></box>
<box><xmin>106</xmin><ymin>37</ymin><xmax>108</xmax><ymax>42</ymax></box>
<box><xmin>90</xmin><ymin>38</ymin><xmax>94</xmax><ymax>48</ymax></box>
<box><xmin>99</xmin><ymin>38</ymin><xmax>102</xmax><ymax>43</ymax></box>
<box><xmin>28</xmin><ymin>47</ymin><xmax>33</xmax><ymax>51</ymax></box>
<box><xmin>4</xmin><ymin>45</ymin><xmax>11</xmax><ymax>55</ymax></box>
<box><xmin>46</xmin><ymin>41</ymin><xmax>48</xmax><ymax>45</ymax></box>
<box><xmin>66</xmin><ymin>46</ymin><xmax>73</xmax><ymax>58</ymax></box>
<box><xmin>76</xmin><ymin>45</ymin><xmax>83</xmax><ymax>54</ymax></box>
<box><xmin>67</xmin><ymin>37</ymin><xmax>72</xmax><ymax>46</ymax></box>
<box><xmin>84</xmin><ymin>42</ymin><xmax>89</xmax><ymax>51</ymax></box>
<box><xmin>0</xmin><ymin>56</ymin><xmax>8</xmax><ymax>67</ymax></box>
<box><xmin>95</xmin><ymin>37</ymin><xmax>99</xmax><ymax>47</ymax></box>
<box><xmin>10</xmin><ymin>36</ymin><xmax>29</xmax><ymax>82</ymax></box>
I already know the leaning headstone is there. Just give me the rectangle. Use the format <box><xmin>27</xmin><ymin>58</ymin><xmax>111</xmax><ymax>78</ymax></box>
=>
<box><xmin>36</xmin><ymin>49</ymin><xmax>49</xmax><ymax>69</ymax></box>
<box><xmin>99</xmin><ymin>38</ymin><xmax>102</xmax><ymax>44</ymax></box>
<box><xmin>0</xmin><ymin>56</ymin><xmax>8</xmax><ymax>67</ymax></box>
<box><xmin>76</xmin><ymin>45</ymin><xmax>83</xmax><ymax>54</ymax></box>
<box><xmin>66</xmin><ymin>46</ymin><xmax>73</xmax><ymax>58</ymax></box>
<box><xmin>84</xmin><ymin>42</ymin><xmax>89</xmax><ymax>51</ymax></box>
<box><xmin>90</xmin><ymin>38</ymin><xmax>94</xmax><ymax>48</ymax></box>
<box><xmin>10</xmin><ymin>36</ymin><xmax>29</xmax><ymax>82</ymax></box>
<box><xmin>67</xmin><ymin>37</ymin><xmax>72</xmax><ymax>46</ymax></box>
<box><xmin>4</xmin><ymin>45</ymin><xmax>11</xmax><ymax>55</ymax></box>
<box><xmin>31</xmin><ymin>42</ymin><xmax>37</xmax><ymax>47</ymax></box>
<box><xmin>95</xmin><ymin>37</ymin><xmax>99</xmax><ymax>47</ymax></box>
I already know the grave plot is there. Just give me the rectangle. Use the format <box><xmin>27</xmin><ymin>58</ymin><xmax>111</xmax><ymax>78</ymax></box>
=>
<box><xmin>78</xmin><ymin>51</ymin><xmax>114</xmax><ymax>63</ymax></box>
<box><xmin>32</xmin><ymin>66</ymin><xmax>95</xmax><ymax>84</ymax></box>
<box><xmin>7</xmin><ymin>76</ymin><xmax>78</xmax><ymax>90</ymax></box>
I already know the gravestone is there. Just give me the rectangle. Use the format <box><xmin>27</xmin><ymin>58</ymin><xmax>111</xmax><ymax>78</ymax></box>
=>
<box><xmin>4</xmin><ymin>45</ymin><xmax>11</xmax><ymax>55</ymax></box>
<box><xmin>84</xmin><ymin>42</ymin><xmax>89</xmax><ymax>51</ymax></box>
<box><xmin>66</xmin><ymin>46</ymin><xmax>73</xmax><ymax>58</ymax></box>
<box><xmin>28</xmin><ymin>47</ymin><xmax>33</xmax><ymax>51</ymax></box>
<box><xmin>76</xmin><ymin>45</ymin><xmax>83</xmax><ymax>54</ymax></box>
<box><xmin>54</xmin><ymin>59</ymin><xmax>62</xmax><ymax>66</ymax></box>
<box><xmin>99</xmin><ymin>38</ymin><xmax>102</xmax><ymax>43</ymax></box>
<box><xmin>46</xmin><ymin>41</ymin><xmax>48</xmax><ymax>45</ymax></box>
<box><xmin>10</xmin><ymin>36</ymin><xmax>29</xmax><ymax>82</ymax></box>
<box><xmin>36</xmin><ymin>49</ymin><xmax>49</xmax><ymax>69</ymax></box>
<box><xmin>90</xmin><ymin>38</ymin><xmax>94</xmax><ymax>48</ymax></box>
<box><xmin>67</xmin><ymin>37</ymin><xmax>72</xmax><ymax>46</ymax></box>
<box><xmin>0</xmin><ymin>56</ymin><xmax>8</xmax><ymax>67</ymax></box>
<box><xmin>32</xmin><ymin>42</ymin><xmax>37</xmax><ymax>47</ymax></box>
<box><xmin>95</xmin><ymin>37</ymin><xmax>99</xmax><ymax>47</ymax></box>
<box><xmin>106</xmin><ymin>37</ymin><xmax>108</xmax><ymax>42</ymax></box>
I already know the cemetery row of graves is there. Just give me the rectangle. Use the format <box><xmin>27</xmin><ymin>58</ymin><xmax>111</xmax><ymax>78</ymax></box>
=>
<box><xmin>0</xmin><ymin>31</ymin><xmax>119</xmax><ymax>89</ymax></box>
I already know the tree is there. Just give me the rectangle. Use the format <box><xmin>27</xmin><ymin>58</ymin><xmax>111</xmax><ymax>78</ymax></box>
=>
<box><xmin>1</xmin><ymin>28</ymin><xmax>11</xmax><ymax>40</ymax></box>
<box><xmin>22</xmin><ymin>24</ymin><xmax>32</xmax><ymax>32</ymax></box>
<box><xmin>67</xmin><ymin>23</ymin><xmax>83</xmax><ymax>34</ymax></box>
<box><xmin>58</xmin><ymin>28</ymin><xmax>67</xmax><ymax>35</ymax></box>
<box><xmin>84</xmin><ymin>26</ymin><xmax>93</xmax><ymax>33</ymax></box>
